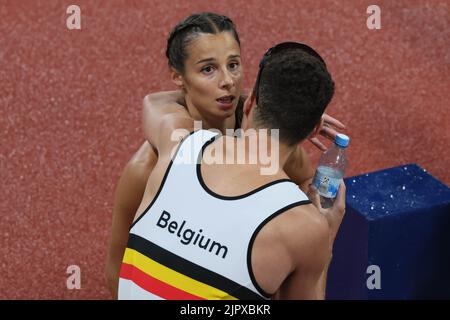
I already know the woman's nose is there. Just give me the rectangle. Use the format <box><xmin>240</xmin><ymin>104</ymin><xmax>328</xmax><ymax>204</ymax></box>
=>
<box><xmin>219</xmin><ymin>70</ymin><xmax>234</xmax><ymax>89</ymax></box>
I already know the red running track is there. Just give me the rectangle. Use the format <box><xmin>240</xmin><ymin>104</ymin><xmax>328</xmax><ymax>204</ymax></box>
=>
<box><xmin>0</xmin><ymin>0</ymin><xmax>449</xmax><ymax>299</ymax></box>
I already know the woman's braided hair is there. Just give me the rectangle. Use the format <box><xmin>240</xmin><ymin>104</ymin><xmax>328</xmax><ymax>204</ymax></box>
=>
<box><xmin>166</xmin><ymin>12</ymin><xmax>240</xmax><ymax>73</ymax></box>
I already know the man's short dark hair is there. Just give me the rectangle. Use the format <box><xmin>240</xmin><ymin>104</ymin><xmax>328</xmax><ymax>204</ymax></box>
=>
<box><xmin>254</xmin><ymin>48</ymin><xmax>335</xmax><ymax>146</ymax></box>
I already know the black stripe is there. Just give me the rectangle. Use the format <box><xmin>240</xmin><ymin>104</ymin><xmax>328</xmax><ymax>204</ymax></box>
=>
<box><xmin>247</xmin><ymin>200</ymin><xmax>312</xmax><ymax>298</ymax></box>
<box><xmin>129</xmin><ymin>130</ymin><xmax>198</xmax><ymax>230</ymax></box>
<box><xmin>127</xmin><ymin>233</ymin><xmax>264</xmax><ymax>300</ymax></box>
<box><xmin>196</xmin><ymin>135</ymin><xmax>296</xmax><ymax>200</ymax></box>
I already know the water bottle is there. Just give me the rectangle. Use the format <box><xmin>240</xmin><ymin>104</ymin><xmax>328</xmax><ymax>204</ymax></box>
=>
<box><xmin>312</xmin><ymin>134</ymin><xmax>350</xmax><ymax>208</ymax></box>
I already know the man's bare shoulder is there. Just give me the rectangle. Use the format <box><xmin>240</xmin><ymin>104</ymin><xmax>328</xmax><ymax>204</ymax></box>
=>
<box><xmin>277</xmin><ymin>203</ymin><xmax>328</xmax><ymax>233</ymax></box>
<box><xmin>275</xmin><ymin>204</ymin><xmax>330</xmax><ymax>262</ymax></box>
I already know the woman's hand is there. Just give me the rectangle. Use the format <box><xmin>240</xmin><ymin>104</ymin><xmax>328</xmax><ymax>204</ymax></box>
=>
<box><xmin>309</xmin><ymin>113</ymin><xmax>346</xmax><ymax>151</ymax></box>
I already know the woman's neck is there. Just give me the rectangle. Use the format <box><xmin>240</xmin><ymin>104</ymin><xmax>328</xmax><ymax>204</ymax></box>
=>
<box><xmin>185</xmin><ymin>101</ymin><xmax>236</xmax><ymax>135</ymax></box>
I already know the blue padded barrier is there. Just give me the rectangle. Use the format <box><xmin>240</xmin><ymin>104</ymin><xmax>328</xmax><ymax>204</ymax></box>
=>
<box><xmin>326</xmin><ymin>164</ymin><xmax>450</xmax><ymax>299</ymax></box>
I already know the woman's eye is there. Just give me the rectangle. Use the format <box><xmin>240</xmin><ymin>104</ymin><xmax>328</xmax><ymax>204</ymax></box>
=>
<box><xmin>229</xmin><ymin>62</ymin><xmax>239</xmax><ymax>70</ymax></box>
<box><xmin>201</xmin><ymin>66</ymin><xmax>214</xmax><ymax>74</ymax></box>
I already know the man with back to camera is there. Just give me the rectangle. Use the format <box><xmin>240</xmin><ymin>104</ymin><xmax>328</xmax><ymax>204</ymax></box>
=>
<box><xmin>118</xmin><ymin>42</ymin><xmax>346</xmax><ymax>300</ymax></box>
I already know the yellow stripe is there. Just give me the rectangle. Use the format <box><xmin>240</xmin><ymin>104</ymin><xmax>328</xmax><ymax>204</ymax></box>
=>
<box><xmin>123</xmin><ymin>248</ymin><xmax>238</xmax><ymax>300</ymax></box>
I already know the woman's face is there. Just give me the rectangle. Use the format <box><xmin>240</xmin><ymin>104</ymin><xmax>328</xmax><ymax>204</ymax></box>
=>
<box><xmin>180</xmin><ymin>31</ymin><xmax>243</xmax><ymax>121</ymax></box>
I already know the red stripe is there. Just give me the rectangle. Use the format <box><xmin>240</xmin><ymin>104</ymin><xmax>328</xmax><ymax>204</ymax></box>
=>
<box><xmin>120</xmin><ymin>263</ymin><xmax>205</xmax><ymax>300</ymax></box>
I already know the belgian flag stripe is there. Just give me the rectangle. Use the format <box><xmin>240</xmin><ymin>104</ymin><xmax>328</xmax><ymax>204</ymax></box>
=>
<box><xmin>121</xmin><ymin>248</ymin><xmax>238</xmax><ymax>300</ymax></box>
<box><xmin>125</xmin><ymin>233</ymin><xmax>264</xmax><ymax>300</ymax></box>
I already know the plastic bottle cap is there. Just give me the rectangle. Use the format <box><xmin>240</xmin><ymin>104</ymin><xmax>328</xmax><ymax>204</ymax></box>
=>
<box><xmin>335</xmin><ymin>134</ymin><xmax>350</xmax><ymax>148</ymax></box>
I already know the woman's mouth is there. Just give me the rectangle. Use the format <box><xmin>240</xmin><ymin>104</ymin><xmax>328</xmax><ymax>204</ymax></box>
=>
<box><xmin>216</xmin><ymin>95</ymin><xmax>235</xmax><ymax>110</ymax></box>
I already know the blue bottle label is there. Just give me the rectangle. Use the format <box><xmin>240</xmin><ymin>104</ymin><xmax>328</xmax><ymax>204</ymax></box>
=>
<box><xmin>313</xmin><ymin>166</ymin><xmax>342</xmax><ymax>199</ymax></box>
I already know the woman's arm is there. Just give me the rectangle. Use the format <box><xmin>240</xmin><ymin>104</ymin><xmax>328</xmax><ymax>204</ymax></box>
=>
<box><xmin>105</xmin><ymin>142</ymin><xmax>157</xmax><ymax>298</ymax></box>
<box><xmin>142</xmin><ymin>91</ymin><xmax>252</xmax><ymax>147</ymax></box>
<box><xmin>142</xmin><ymin>91</ymin><xmax>191</xmax><ymax>152</ymax></box>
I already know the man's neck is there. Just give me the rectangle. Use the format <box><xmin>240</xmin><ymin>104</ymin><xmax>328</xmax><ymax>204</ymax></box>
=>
<box><xmin>224</xmin><ymin>130</ymin><xmax>293</xmax><ymax>176</ymax></box>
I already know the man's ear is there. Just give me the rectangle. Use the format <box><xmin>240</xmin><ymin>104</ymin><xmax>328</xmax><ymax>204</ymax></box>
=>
<box><xmin>308</xmin><ymin>117</ymin><xmax>324</xmax><ymax>139</ymax></box>
<box><xmin>170</xmin><ymin>68</ymin><xmax>184</xmax><ymax>88</ymax></box>
<box><xmin>243</xmin><ymin>90</ymin><xmax>256</xmax><ymax>116</ymax></box>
